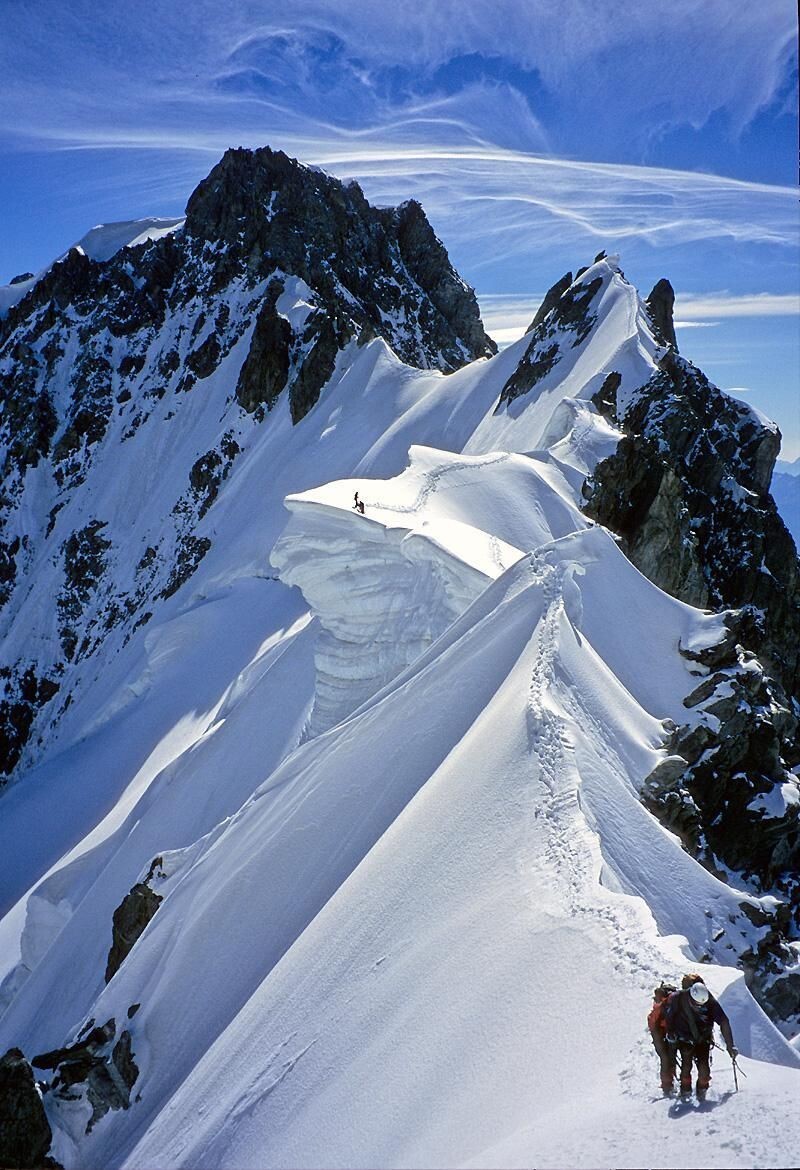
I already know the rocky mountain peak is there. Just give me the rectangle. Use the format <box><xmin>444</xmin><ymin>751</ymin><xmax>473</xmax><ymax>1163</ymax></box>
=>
<box><xmin>646</xmin><ymin>277</ymin><xmax>678</xmax><ymax>351</ymax></box>
<box><xmin>0</xmin><ymin>145</ymin><xmax>499</xmax><ymax>782</ymax></box>
<box><xmin>183</xmin><ymin>146</ymin><xmax>494</xmax><ymax>374</ymax></box>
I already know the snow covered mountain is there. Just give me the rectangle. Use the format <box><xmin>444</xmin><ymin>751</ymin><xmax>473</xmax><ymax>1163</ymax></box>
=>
<box><xmin>1</xmin><ymin>149</ymin><xmax>799</xmax><ymax>1169</ymax></box>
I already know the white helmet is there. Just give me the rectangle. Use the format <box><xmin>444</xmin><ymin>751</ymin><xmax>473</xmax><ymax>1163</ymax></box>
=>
<box><xmin>689</xmin><ymin>982</ymin><xmax>710</xmax><ymax>1005</ymax></box>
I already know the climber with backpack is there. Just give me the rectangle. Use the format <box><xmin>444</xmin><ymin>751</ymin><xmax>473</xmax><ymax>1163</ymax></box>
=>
<box><xmin>663</xmin><ymin>975</ymin><xmax>737</xmax><ymax>1100</ymax></box>
<box><xmin>647</xmin><ymin>981</ymin><xmax>678</xmax><ymax>1093</ymax></box>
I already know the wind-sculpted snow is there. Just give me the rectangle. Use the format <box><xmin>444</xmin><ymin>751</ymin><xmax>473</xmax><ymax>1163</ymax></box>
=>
<box><xmin>2</xmin><ymin>179</ymin><xmax>799</xmax><ymax>1168</ymax></box>
<box><xmin>465</xmin><ymin>255</ymin><xmax>660</xmax><ymax>472</ymax></box>
<box><xmin>271</xmin><ymin>445</ymin><xmax>588</xmax><ymax>734</ymax></box>
<box><xmin>26</xmin><ymin>526</ymin><xmax>792</xmax><ymax>1170</ymax></box>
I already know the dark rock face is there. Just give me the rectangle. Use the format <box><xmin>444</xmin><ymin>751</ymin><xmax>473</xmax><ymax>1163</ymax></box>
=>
<box><xmin>235</xmin><ymin>283</ymin><xmax>292</xmax><ymax>414</ymax></box>
<box><xmin>184</xmin><ymin>147</ymin><xmax>495</xmax><ymax>377</ymax></box>
<box><xmin>642</xmin><ymin>627</ymin><xmax>800</xmax><ymax>1033</ymax></box>
<box><xmin>526</xmin><ymin>272</ymin><xmax>573</xmax><ymax>334</ymax></box>
<box><xmin>58</xmin><ymin>520</ymin><xmax>113</xmax><ymax>662</ymax></box>
<box><xmin>0</xmin><ymin>666</ymin><xmax>61</xmax><ymax>777</ymax></box>
<box><xmin>0</xmin><ymin>1047</ymin><xmax>60</xmax><ymax>1169</ymax></box>
<box><xmin>499</xmin><ymin>270</ymin><xmax>604</xmax><ymax>408</ymax></box>
<box><xmin>584</xmin><ymin>352</ymin><xmax>799</xmax><ymax>697</ymax></box>
<box><xmin>105</xmin><ymin>865</ymin><xmax>164</xmax><ymax>982</ymax></box>
<box><xmin>32</xmin><ymin>1016</ymin><xmax>139</xmax><ymax>1134</ymax></box>
<box><xmin>643</xmin><ymin>617</ymin><xmax>799</xmax><ymax>892</ymax></box>
<box><xmin>646</xmin><ymin>278</ymin><xmax>678</xmax><ymax>351</ymax></box>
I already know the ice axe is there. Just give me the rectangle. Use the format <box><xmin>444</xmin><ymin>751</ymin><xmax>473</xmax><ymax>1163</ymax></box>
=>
<box><xmin>713</xmin><ymin>1040</ymin><xmax>746</xmax><ymax>1091</ymax></box>
<box><xmin>729</xmin><ymin>1049</ymin><xmax>746</xmax><ymax>1091</ymax></box>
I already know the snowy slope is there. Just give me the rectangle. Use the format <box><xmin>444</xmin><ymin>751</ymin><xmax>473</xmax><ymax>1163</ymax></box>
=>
<box><xmin>36</xmin><ymin>526</ymin><xmax>800</xmax><ymax>1169</ymax></box>
<box><xmin>0</xmin><ymin>218</ymin><xmax>185</xmax><ymax>316</ymax></box>
<box><xmin>0</xmin><ymin>257</ymin><xmax>633</xmax><ymax>912</ymax></box>
<box><xmin>2</xmin><ymin>246</ymin><xmax>799</xmax><ymax>1170</ymax></box>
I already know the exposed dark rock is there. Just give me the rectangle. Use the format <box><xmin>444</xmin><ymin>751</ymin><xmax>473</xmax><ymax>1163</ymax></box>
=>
<box><xmin>160</xmin><ymin>535</ymin><xmax>212</xmax><ymax>599</ymax></box>
<box><xmin>290</xmin><ymin>314</ymin><xmax>343</xmax><ymax>424</ymax></box>
<box><xmin>591</xmin><ymin>371</ymin><xmax>621</xmax><ymax>418</ymax></box>
<box><xmin>646</xmin><ymin>278</ymin><xmax>678</xmax><ymax>351</ymax></box>
<box><xmin>105</xmin><ymin>878</ymin><xmax>163</xmax><ymax>982</ymax></box>
<box><xmin>189</xmin><ymin>449</ymin><xmax>225</xmax><ymax>518</ymax></box>
<box><xmin>0</xmin><ymin>667</ymin><xmax>61</xmax><ymax>778</ymax></box>
<box><xmin>0</xmin><ymin>342</ymin><xmax>58</xmax><ymax>480</ymax></box>
<box><xmin>581</xmin><ymin>315</ymin><xmax>800</xmax><ymax>1032</ymax></box>
<box><xmin>33</xmin><ymin>1018</ymin><xmax>140</xmax><ymax>1135</ymax></box>
<box><xmin>526</xmin><ymin>273</ymin><xmax>572</xmax><ymax>333</ymax></box>
<box><xmin>0</xmin><ymin>534</ymin><xmax>21</xmax><ymax>609</ymax></box>
<box><xmin>57</xmin><ymin>521</ymin><xmax>112</xmax><ymax>662</ymax></box>
<box><xmin>185</xmin><ymin>332</ymin><xmax>222</xmax><ymax>380</ymax></box>
<box><xmin>185</xmin><ymin>146</ymin><xmax>495</xmax><ymax>380</ymax></box>
<box><xmin>584</xmin><ymin>354</ymin><xmax>799</xmax><ymax>697</ymax></box>
<box><xmin>645</xmin><ymin>655</ymin><xmax>800</xmax><ymax>893</ymax></box>
<box><xmin>118</xmin><ymin>353</ymin><xmax>145</xmax><ymax>379</ymax></box>
<box><xmin>10</xmin><ymin>272</ymin><xmax>34</xmax><ymax>285</ymax></box>
<box><xmin>642</xmin><ymin>622</ymin><xmax>800</xmax><ymax>1031</ymax></box>
<box><xmin>236</xmin><ymin>288</ymin><xmax>292</xmax><ymax>414</ymax></box>
<box><xmin>0</xmin><ymin>1047</ymin><xmax>60</xmax><ymax>1169</ymax></box>
<box><xmin>741</xmin><ymin>928</ymin><xmax>800</xmax><ymax>1032</ymax></box>
<box><xmin>33</xmin><ymin>1020</ymin><xmax>117</xmax><ymax>1072</ymax></box>
<box><xmin>393</xmin><ymin>198</ymin><xmax>492</xmax><ymax>364</ymax></box>
<box><xmin>499</xmin><ymin>271</ymin><xmax>604</xmax><ymax>409</ymax></box>
<box><xmin>0</xmin><ymin>146</ymin><xmax>502</xmax><ymax>783</ymax></box>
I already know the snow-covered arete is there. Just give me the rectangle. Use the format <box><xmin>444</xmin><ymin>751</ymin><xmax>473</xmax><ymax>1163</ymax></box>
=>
<box><xmin>1</xmin><ymin>233</ymin><xmax>799</xmax><ymax>1170</ymax></box>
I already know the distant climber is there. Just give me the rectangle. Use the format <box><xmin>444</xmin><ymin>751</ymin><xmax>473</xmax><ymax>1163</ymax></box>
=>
<box><xmin>663</xmin><ymin>975</ymin><xmax>737</xmax><ymax>1099</ymax></box>
<box><xmin>353</xmin><ymin>491</ymin><xmax>365</xmax><ymax>514</ymax></box>
<box><xmin>647</xmin><ymin>982</ymin><xmax>677</xmax><ymax>1093</ymax></box>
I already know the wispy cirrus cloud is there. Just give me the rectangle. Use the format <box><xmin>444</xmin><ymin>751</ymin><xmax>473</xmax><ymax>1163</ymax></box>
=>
<box><xmin>480</xmin><ymin>288</ymin><xmax>800</xmax><ymax>346</ymax></box>
<box><xmin>2</xmin><ymin>2</ymin><xmax>796</xmax><ymax>290</ymax></box>
<box><xmin>675</xmin><ymin>292</ymin><xmax>800</xmax><ymax>318</ymax></box>
<box><xmin>1</xmin><ymin>1</ymin><xmax>795</xmax><ymax>158</ymax></box>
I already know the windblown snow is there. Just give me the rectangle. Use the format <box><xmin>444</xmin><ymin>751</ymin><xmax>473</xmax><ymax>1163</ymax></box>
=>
<box><xmin>2</xmin><ymin>256</ymin><xmax>799</xmax><ymax>1169</ymax></box>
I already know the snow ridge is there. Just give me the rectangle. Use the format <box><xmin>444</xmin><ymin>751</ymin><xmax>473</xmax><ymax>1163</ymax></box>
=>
<box><xmin>1</xmin><ymin>165</ymin><xmax>799</xmax><ymax>1168</ymax></box>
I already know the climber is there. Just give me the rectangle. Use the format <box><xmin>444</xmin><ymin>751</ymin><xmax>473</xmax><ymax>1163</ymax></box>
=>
<box><xmin>647</xmin><ymin>982</ymin><xmax>677</xmax><ymax>1094</ymax></box>
<box><xmin>664</xmin><ymin>975</ymin><xmax>737</xmax><ymax>1100</ymax></box>
<box><xmin>353</xmin><ymin>491</ymin><xmax>365</xmax><ymax>514</ymax></box>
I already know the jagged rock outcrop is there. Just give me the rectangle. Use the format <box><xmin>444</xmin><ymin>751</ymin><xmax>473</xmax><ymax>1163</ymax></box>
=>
<box><xmin>32</xmin><ymin>1016</ymin><xmax>139</xmax><ymax>1134</ymax></box>
<box><xmin>105</xmin><ymin>873</ymin><xmax>163</xmax><ymax>983</ymax></box>
<box><xmin>643</xmin><ymin>615</ymin><xmax>800</xmax><ymax>893</ymax></box>
<box><xmin>184</xmin><ymin>148</ymin><xmax>494</xmax><ymax>385</ymax></box>
<box><xmin>105</xmin><ymin>856</ymin><xmax>165</xmax><ymax>982</ymax></box>
<box><xmin>584</xmin><ymin>349</ymin><xmax>799</xmax><ymax>698</ymax></box>
<box><xmin>525</xmin><ymin>271</ymin><xmax>573</xmax><ymax>334</ymax></box>
<box><xmin>646</xmin><ymin>278</ymin><xmax>678</xmax><ymax>351</ymax></box>
<box><xmin>499</xmin><ymin>269</ymin><xmax>603</xmax><ymax>406</ymax></box>
<box><xmin>0</xmin><ymin>1047</ymin><xmax>61</xmax><ymax>1169</ymax></box>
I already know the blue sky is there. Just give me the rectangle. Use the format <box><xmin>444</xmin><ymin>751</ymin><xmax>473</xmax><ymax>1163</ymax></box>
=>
<box><xmin>2</xmin><ymin>1</ymin><xmax>798</xmax><ymax>454</ymax></box>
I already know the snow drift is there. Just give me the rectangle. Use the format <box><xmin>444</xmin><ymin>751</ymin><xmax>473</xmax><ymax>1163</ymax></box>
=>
<box><xmin>1</xmin><ymin>235</ymin><xmax>799</xmax><ymax>1170</ymax></box>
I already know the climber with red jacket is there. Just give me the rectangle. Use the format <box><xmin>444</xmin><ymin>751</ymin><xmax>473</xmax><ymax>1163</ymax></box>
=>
<box><xmin>663</xmin><ymin>975</ymin><xmax>737</xmax><ymax>1100</ymax></box>
<box><xmin>647</xmin><ymin>982</ymin><xmax>677</xmax><ymax>1093</ymax></box>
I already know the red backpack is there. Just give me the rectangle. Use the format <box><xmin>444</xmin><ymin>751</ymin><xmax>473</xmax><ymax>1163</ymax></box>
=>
<box><xmin>648</xmin><ymin>983</ymin><xmax>677</xmax><ymax>1035</ymax></box>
